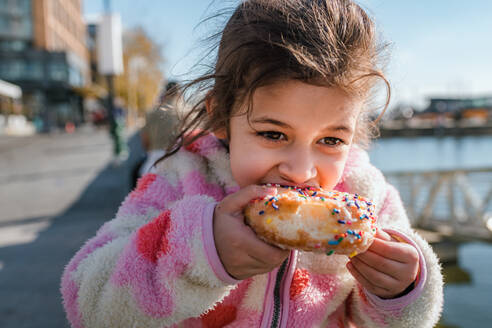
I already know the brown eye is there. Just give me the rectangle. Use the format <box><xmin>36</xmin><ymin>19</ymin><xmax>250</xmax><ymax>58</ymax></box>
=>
<box><xmin>257</xmin><ymin>131</ymin><xmax>286</xmax><ymax>141</ymax></box>
<box><xmin>319</xmin><ymin>137</ymin><xmax>344</xmax><ymax>146</ymax></box>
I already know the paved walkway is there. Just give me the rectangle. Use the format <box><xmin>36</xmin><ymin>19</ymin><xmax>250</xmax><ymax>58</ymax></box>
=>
<box><xmin>0</xmin><ymin>127</ymin><xmax>144</xmax><ymax>328</ymax></box>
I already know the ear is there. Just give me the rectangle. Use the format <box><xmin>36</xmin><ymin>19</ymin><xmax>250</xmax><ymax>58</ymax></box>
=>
<box><xmin>205</xmin><ymin>94</ymin><xmax>228</xmax><ymax>139</ymax></box>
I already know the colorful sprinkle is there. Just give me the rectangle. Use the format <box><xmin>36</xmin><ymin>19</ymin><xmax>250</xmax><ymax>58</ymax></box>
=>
<box><xmin>266</xmin><ymin>218</ymin><xmax>272</xmax><ymax>224</ymax></box>
<box><xmin>349</xmin><ymin>251</ymin><xmax>358</xmax><ymax>258</ymax></box>
<box><xmin>272</xmin><ymin>203</ymin><xmax>279</xmax><ymax>210</ymax></box>
<box><xmin>259</xmin><ymin>210</ymin><xmax>265</xmax><ymax>215</ymax></box>
<box><xmin>326</xmin><ymin>250</ymin><xmax>335</xmax><ymax>256</ymax></box>
<box><xmin>337</xmin><ymin>220</ymin><xmax>346</xmax><ymax>224</ymax></box>
<box><xmin>328</xmin><ymin>240</ymin><xmax>339</xmax><ymax>245</ymax></box>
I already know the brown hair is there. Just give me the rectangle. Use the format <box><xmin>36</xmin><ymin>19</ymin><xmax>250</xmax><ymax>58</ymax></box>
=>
<box><xmin>165</xmin><ymin>0</ymin><xmax>390</xmax><ymax>158</ymax></box>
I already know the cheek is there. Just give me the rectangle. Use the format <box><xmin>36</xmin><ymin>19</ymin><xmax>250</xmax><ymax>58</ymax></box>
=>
<box><xmin>333</xmin><ymin>158</ymin><xmax>347</xmax><ymax>181</ymax></box>
<box><xmin>230</xmin><ymin>161</ymin><xmax>254</xmax><ymax>187</ymax></box>
<box><xmin>319</xmin><ymin>151</ymin><xmax>349</xmax><ymax>189</ymax></box>
<box><xmin>229</xmin><ymin>140</ymin><xmax>273</xmax><ymax>187</ymax></box>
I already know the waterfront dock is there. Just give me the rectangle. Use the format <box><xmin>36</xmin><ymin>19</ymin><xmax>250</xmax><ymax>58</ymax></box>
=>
<box><xmin>380</xmin><ymin>123</ymin><xmax>492</xmax><ymax>138</ymax></box>
<box><xmin>384</xmin><ymin>166</ymin><xmax>492</xmax><ymax>267</ymax></box>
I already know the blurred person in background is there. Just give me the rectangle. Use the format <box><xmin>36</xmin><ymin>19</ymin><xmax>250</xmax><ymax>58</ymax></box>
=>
<box><xmin>110</xmin><ymin>97</ymin><xmax>129</xmax><ymax>165</ymax></box>
<box><xmin>131</xmin><ymin>81</ymin><xmax>181</xmax><ymax>185</ymax></box>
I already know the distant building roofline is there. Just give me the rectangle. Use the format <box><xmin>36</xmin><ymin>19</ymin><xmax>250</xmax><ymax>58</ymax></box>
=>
<box><xmin>423</xmin><ymin>95</ymin><xmax>492</xmax><ymax>113</ymax></box>
<box><xmin>426</xmin><ymin>94</ymin><xmax>492</xmax><ymax>102</ymax></box>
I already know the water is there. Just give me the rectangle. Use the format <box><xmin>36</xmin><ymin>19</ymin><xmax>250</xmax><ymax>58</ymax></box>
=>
<box><xmin>369</xmin><ymin>135</ymin><xmax>492</xmax><ymax>173</ymax></box>
<box><xmin>369</xmin><ymin>135</ymin><xmax>492</xmax><ymax>328</ymax></box>
<box><xmin>442</xmin><ymin>242</ymin><xmax>492</xmax><ymax>327</ymax></box>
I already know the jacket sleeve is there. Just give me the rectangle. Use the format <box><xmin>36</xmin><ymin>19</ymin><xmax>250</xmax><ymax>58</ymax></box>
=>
<box><xmin>61</xmin><ymin>173</ymin><xmax>239</xmax><ymax>327</ymax></box>
<box><xmin>349</xmin><ymin>183</ymin><xmax>444</xmax><ymax>328</ymax></box>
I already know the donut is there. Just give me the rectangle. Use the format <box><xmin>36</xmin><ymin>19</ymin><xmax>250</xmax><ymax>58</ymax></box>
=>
<box><xmin>244</xmin><ymin>185</ymin><xmax>377</xmax><ymax>257</ymax></box>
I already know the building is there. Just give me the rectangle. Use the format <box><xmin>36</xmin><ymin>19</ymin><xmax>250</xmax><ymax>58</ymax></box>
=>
<box><xmin>0</xmin><ymin>0</ymin><xmax>89</xmax><ymax>131</ymax></box>
<box><xmin>421</xmin><ymin>96</ymin><xmax>492</xmax><ymax>122</ymax></box>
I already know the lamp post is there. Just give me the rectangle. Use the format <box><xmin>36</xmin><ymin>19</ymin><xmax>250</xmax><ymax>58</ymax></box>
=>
<box><xmin>98</xmin><ymin>0</ymin><xmax>125</xmax><ymax>162</ymax></box>
<box><xmin>103</xmin><ymin>0</ymin><xmax>115</xmax><ymax>129</ymax></box>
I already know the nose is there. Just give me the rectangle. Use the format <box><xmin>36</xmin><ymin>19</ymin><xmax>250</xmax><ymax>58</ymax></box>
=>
<box><xmin>278</xmin><ymin>147</ymin><xmax>317</xmax><ymax>185</ymax></box>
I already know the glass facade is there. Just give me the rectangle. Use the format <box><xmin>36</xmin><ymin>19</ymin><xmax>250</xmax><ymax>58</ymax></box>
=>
<box><xmin>0</xmin><ymin>0</ymin><xmax>32</xmax><ymax>40</ymax></box>
<box><xmin>0</xmin><ymin>0</ymin><xmax>88</xmax><ymax>131</ymax></box>
<box><xmin>0</xmin><ymin>52</ymin><xmax>68</xmax><ymax>83</ymax></box>
<box><xmin>50</xmin><ymin>59</ymin><xmax>68</xmax><ymax>82</ymax></box>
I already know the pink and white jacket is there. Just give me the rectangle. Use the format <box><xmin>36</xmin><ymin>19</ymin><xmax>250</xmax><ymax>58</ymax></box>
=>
<box><xmin>61</xmin><ymin>134</ymin><xmax>443</xmax><ymax>327</ymax></box>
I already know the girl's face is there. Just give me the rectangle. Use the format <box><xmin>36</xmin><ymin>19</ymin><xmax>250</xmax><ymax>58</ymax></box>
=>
<box><xmin>220</xmin><ymin>80</ymin><xmax>362</xmax><ymax>190</ymax></box>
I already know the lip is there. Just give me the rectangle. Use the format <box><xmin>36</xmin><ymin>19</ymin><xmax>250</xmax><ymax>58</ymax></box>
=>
<box><xmin>262</xmin><ymin>182</ymin><xmax>320</xmax><ymax>189</ymax></box>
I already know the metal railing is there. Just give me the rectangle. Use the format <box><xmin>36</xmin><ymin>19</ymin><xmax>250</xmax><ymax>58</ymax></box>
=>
<box><xmin>385</xmin><ymin>168</ymin><xmax>492</xmax><ymax>241</ymax></box>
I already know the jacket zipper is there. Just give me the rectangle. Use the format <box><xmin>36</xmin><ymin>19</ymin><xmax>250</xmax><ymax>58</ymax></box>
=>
<box><xmin>269</xmin><ymin>258</ymin><xmax>289</xmax><ymax>328</ymax></box>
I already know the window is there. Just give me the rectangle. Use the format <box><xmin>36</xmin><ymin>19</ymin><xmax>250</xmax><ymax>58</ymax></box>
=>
<box><xmin>49</xmin><ymin>60</ymin><xmax>68</xmax><ymax>81</ymax></box>
<box><xmin>25</xmin><ymin>60</ymin><xmax>43</xmax><ymax>79</ymax></box>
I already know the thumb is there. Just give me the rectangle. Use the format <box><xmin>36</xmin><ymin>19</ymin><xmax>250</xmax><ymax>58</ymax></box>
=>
<box><xmin>220</xmin><ymin>185</ymin><xmax>277</xmax><ymax>213</ymax></box>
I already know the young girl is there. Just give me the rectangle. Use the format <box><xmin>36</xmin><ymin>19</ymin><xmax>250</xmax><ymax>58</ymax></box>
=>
<box><xmin>61</xmin><ymin>1</ymin><xmax>443</xmax><ymax>327</ymax></box>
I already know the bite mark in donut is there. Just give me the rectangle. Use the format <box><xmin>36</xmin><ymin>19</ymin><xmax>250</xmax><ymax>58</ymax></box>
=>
<box><xmin>244</xmin><ymin>185</ymin><xmax>377</xmax><ymax>256</ymax></box>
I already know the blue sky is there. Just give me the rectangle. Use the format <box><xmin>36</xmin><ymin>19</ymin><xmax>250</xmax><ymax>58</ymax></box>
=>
<box><xmin>84</xmin><ymin>0</ymin><xmax>492</xmax><ymax>109</ymax></box>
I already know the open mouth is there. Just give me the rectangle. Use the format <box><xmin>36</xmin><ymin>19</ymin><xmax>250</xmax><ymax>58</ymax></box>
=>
<box><xmin>262</xmin><ymin>183</ymin><xmax>321</xmax><ymax>191</ymax></box>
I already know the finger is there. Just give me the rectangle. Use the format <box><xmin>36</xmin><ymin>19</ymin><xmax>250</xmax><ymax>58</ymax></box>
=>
<box><xmin>349</xmin><ymin>256</ymin><xmax>399</xmax><ymax>291</ymax></box>
<box><xmin>368</xmin><ymin>238</ymin><xmax>418</xmax><ymax>263</ymax></box>
<box><xmin>346</xmin><ymin>262</ymin><xmax>392</xmax><ymax>298</ymax></box>
<box><xmin>228</xmin><ymin>216</ymin><xmax>290</xmax><ymax>266</ymax></box>
<box><xmin>242</xmin><ymin>254</ymin><xmax>286</xmax><ymax>277</ymax></box>
<box><xmin>375</xmin><ymin>228</ymin><xmax>392</xmax><ymax>241</ymax></box>
<box><xmin>227</xmin><ymin>254</ymin><xmax>273</xmax><ymax>280</ymax></box>
<box><xmin>230</xmin><ymin>243</ymin><xmax>288</xmax><ymax>278</ymax></box>
<box><xmin>248</xmin><ymin>250</ymin><xmax>289</xmax><ymax>269</ymax></box>
<box><xmin>354</xmin><ymin>250</ymin><xmax>404</xmax><ymax>280</ymax></box>
<box><xmin>244</xmin><ymin>235</ymin><xmax>290</xmax><ymax>266</ymax></box>
<box><xmin>219</xmin><ymin>185</ymin><xmax>277</xmax><ymax>213</ymax></box>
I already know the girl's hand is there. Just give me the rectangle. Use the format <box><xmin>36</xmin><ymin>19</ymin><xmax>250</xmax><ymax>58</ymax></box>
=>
<box><xmin>213</xmin><ymin>185</ymin><xmax>291</xmax><ymax>280</ymax></box>
<box><xmin>346</xmin><ymin>229</ymin><xmax>420</xmax><ymax>299</ymax></box>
